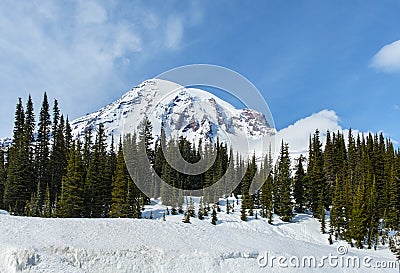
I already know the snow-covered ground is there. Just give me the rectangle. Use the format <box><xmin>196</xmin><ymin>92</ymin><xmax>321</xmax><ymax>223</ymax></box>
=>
<box><xmin>0</xmin><ymin>200</ymin><xmax>397</xmax><ymax>273</ymax></box>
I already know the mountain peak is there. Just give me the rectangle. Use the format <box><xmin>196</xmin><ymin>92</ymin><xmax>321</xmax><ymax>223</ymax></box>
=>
<box><xmin>69</xmin><ymin>79</ymin><xmax>275</xmax><ymax>157</ymax></box>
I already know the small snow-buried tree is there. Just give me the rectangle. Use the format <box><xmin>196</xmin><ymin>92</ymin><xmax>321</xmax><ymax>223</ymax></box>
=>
<box><xmin>198</xmin><ymin>200</ymin><xmax>204</xmax><ymax>220</ymax></box>
<box><xmin>211</xmin><ymin>206</ymin><xmax>217</xmax><ymax>225</ymax></box>
<box><xmin>389</xmin><ymin>232</ymin><xmax>400</xmax><ymax>260</ymax></box>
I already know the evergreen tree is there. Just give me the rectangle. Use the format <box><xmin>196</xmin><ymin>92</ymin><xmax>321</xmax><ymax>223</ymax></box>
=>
<box><xmin>366</xmin><ymin>178</ymin><xmax>378</xmax><ymax>249</ymax></box>
<box><xmin>306</xmin><ymin>130</ymin><xmax>325</xmax><ymax>217</ymax></box>
<box><xmin>127</xmin><ymin>170</ymin><xmax>142</xmax><ymax>219</ymax></box>
<box><xmin>349</xmin><ymin>183</ymin><xmax>367</xmax><ymax>248</ymax></box>
<box><xmin>240</xmin><ymin>195</ymin><xmax>247</xmax><ymax>221</ymax></box>
<box><xmin>43</xmin><ymin>183</ymin><xmax>52</xmax><ymax>217</ymax></box>
<box><xmin>49</xmin><ymin>100</ymin><xmax>67</xmax><ymax>207</ymax></box>
<box><xmin>85</xmin><ymin>124</ymin><xmax>110</xmax><ymax>217</ymax></box>
<box><xmin>110</xmin><ymin>141</ymin><xmax>129</xmax><ymax>218</ymax></box>
<box><xmin>23</xmin><ymin>95</ymin><xmax>36</xmax><ymax>197</ymax></box>
<box><xmin>198</xmin><ymin>198</ymin><xmax>204</xmax><ymax>220</ymax></box>
<box><xmin>330</xmin><ymin>175</ymin><xmax>346</xmax><ymax>240</ymax></box>
<box><xmin>4</xmin><ymin>98</ymin><xmax>26</xmax><ymax>214</ymax></box>
<box><xmin>58</xmin><ymin>142</ymin><xmax>85</xmax><ymax>217</ymax></box>
<box><xmin>65</xmin><ymin>117</ymin><xmax>72</xmax><ymax>152</ymax></box>
<box><xmin>0</xmin><ymin>150</ymin><xmax>6</xmax><ymax>209</ymax></box>
<box><xmin>31</xmin><ymin>180</ymin><xmax>44</xmax><ymax>217</ymax></box>
<box><xmin>320</xmin><ymin>200</ymin><xmax>326</xmax><ymax>234</ymax></box>
<box><xmin>293</xmin><ymin>154</ymin><xmax>306</xmax><ymax>212</ymax></box>
<box><xmin>35</xmin><ymin>93</ymin><xmax>52</xmax><ymax>211</ymax></box>
<box><xmin>82</xmin><ymin>127</ymin><xmax>93</xmax><ymax>167</ymax></box>
<box><xmin>275</xmin><ymin>141</ymin><xmax>293</xmax><ymax>222</ymax></box>
<box><xmin>137</xmin><ymin>116</ymin><xmax>154</xmax><ymax>203</ymax></box>
<box><xmin>153</xmin><ymin>127</ymin><xmax>167</xmax><ymax>198</ymax></box>
<box><xmin>323</xmin><ymin>130</ymin><xmax>335</xmax><ymax>208</ymax></box>
<box><xmin>241</xmin><ymin>154</ymin><xmax>257</xmax><ymax>216</ymax></box>
<box><xmin>188</xmin><ymin>196</ymin><xmax>195</xmax><ymax>217</ymax></box>
<box><xmin>385</xmin><ymin>141</ymin><xmax>399</xmax><ymax>229</ymax></box>
<box><xmin>389</xmin><ymin>233</ymin><xmax>400</xmax><ymax>260</ymax></box>
<box><xmin>183</xmin><ymin>209</ymin><xmax>191</xmax><ymax>224</ymax></box>
<box><xmin>211</xmin><ymin>205</ymin><xmax>217</xmax><ymax>225</ymax></box>
<box><xmin>261</xmin><ymin>172</ymin><xmax>274</xmax><ymax>222</ymax></box>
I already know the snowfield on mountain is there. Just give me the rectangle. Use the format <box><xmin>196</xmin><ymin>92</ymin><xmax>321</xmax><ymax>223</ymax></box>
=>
<box><xmin>69</xmin><ymin>79</ymin><xmax>275</xmax><ymax>160</ymax></box>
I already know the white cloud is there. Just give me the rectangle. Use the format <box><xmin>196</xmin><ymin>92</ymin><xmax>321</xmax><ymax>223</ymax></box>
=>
<box><xmin>0</xmin><ymin>1</ymin><xmax>204</xmax><ymax>137</ymax></box>
<box><xmin>165</xmin><ymin>16</ymin><xmax>184</xmax><ymax>49</ymax></box>
<box><xmin>370</xmin><ymin>40</ymin><xmax>400</xmax><ymax>73</ymax></box>
<box><xmin>77</xmin><ymin>1</ymin><xmax>108</xmax><ymax>25</ymax></box>
<box><xmin>275</xmin><ymin>110</ymin><xmax>368</xmax><ymax>159</ymax></box>
<box><xmin>276</xmin><ymin>110</ymin><xmax>340</xmax><ymax>155</ymax></box>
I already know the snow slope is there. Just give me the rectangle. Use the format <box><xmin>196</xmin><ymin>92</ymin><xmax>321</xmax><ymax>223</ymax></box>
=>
<box><xmin>70</xmin><ymin>79</ymin><xmax>275</xmax><ymax>160</ymax></box>
<box><xmin>0</xmin><ymin>200</ymin><xmax>397</xmax><ymax>273</ymax></box>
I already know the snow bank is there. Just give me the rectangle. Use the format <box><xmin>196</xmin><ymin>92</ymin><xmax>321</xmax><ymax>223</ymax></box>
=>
<box><xmin>0</xmin><ymin>201</ymin><xmax>397</xmax><ymax>272</ymax></box>
<box><xmin>0</xmin><ymin>210</ymin><xmax>9</xmax><ymax>216</ymax></box>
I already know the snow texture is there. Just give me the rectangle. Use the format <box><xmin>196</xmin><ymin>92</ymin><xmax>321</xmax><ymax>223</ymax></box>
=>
<box><xmin>0</xmin><ymin>199</ymin><xmax>397</xmax><ymax>273</ymax></box>
<box><xmin>69</xmin><ymin>79</ymin><xmax>275</xmax><ymax>160</ymax></box>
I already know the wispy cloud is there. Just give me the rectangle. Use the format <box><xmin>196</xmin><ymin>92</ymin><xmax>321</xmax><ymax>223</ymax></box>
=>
<box><xmin>0</xmin><ymin>1</ymin><xmax>204</xmax><ymax>136</ymax></box>
<box><xmin>370</xmin><ymin>40</ymin><xmax>400</xmax><ymax>73</ymax></box>
<box><xmin>165</xmin><ymin>16</ymin><xmax>184</xmax><ymax>49</ymax></box>
<box><xmin>76</xmin><ymin>1</ymin><xmax>108</xmax><ymax>25</ymax></box>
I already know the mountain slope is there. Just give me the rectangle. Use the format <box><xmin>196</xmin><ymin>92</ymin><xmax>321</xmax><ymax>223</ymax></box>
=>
<box><xmin>70</xmin><ymin>79</ymin><xmax>275</xmax><ymax>157</ymax></box>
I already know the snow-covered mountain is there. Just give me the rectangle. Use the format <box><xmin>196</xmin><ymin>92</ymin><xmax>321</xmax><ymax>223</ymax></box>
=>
<box><xmin>70</xmin><ymin>79</ymin><xmax>275</xmax><ymax>157</ymax></box>
<box><xmin>0</xmin><ymin>79</ymin><xmax>367</xmax><ymax>161</ymax></box>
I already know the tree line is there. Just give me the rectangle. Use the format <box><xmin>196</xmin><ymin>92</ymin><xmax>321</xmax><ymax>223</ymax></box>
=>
<box><xmin>0</xmin><ymin>94</ymin><xmax>399</xmax><ymax>258</ymax></box>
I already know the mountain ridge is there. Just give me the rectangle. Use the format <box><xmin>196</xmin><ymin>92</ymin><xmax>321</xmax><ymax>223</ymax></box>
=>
<box><xmin>69</xmin><ymin>79</ymin><xmax>275</xmax><ymax>158</ymax></box>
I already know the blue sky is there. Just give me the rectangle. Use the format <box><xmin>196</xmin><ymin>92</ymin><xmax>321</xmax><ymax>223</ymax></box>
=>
<box><xmin>1</xmin><ymin>0</ymin><xmax>400</xmax><ymax>141</ymax></box>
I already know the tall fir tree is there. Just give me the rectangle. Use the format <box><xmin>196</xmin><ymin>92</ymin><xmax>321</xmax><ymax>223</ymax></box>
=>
<box><xmin>260</xmin><ymin>172</ymin><xmax>274</xmax><ymax>223</ymax></box>
<box><xmin>85</xmin><ymin>124</ymin><xmax>110</xmax><ymax>217</ymax></box>
<box><xmin>349</xmin><ymin>182</ymin><xmax>368</xmax><ymax>248</ymax></box>
<box><xmin>110</xmin><ymin>141</ymin><xmax>130</xmax><ymax>218</ymax></box>
<box><xmin>49</xmin><ymin>100</ymin><xmax>69</xmax><ymax>206</ymax></box>
<box><xmin>48</xmin><ymin>100</ymin><xmax>67</xmax><ymax>207</ymax></box>
<box><xmin>23</xmin><ymin>95</ymin><xmax>36</xmax><ymax>197</ymax></box>
<box><xmin>330</xmin><ymin>175</ymin><xmax>346</xmax><ymax>240</ymax></box>
<box><xmin>323</xmin><ymin>130</ymin><xmax>335</xmax><ymax>208</ymax></box>
<box><xmin>306</xmin><ymin>130</ymin><xmax>325</xmax><ymax>218</ymax></box>
<box><xmin>0</xmin><ymin>150</ymin><xmax>6</xmax><ymax>209</ymax></box>
<box><xmin>320</xmin><ymin>199</ymin><xmax>326</xmax><ymax>233</ymax></box>
<box><xmin>64</xmin><ymin>116</ymin><xmax>72</xmax><ymax>153</ymax></box>
<box><xmin>4</xmin><ymin>98</ymin><xmax>26</xmax><ymax>214</ymax></box>
<box><xmin>293</xmin><ymin>154</ymin><xmax>306</xmax><ymax>212</ymax></box>
<box><xmin>137</xmin><ymin>117</ymin><xmax>153</xmax><ymax>204</ymax></box>
<box><xmin>385</xmin><ymin>141</ymin><xmax>399</xmax><ymax>229</ymax></box>
<box><xmin>275</xmin><ymin>141</ymin><xmax>293</xmax><ymax>222</ymax></box>
<box><xmin>58</xmin><ymin>141</ymin><xmax>85</xmax><ymax>217</ymax></box>
<box><xmin>35</xmin><ymin>93</ymin><xmax>52</xmax><ymax>211</ymax></box>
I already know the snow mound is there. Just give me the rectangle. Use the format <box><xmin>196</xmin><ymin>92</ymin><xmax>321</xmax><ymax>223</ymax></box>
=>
<box><xmin>0</xmin><ymin>210</ymin><xmax>9</xmax><ymax>216</ymax></box>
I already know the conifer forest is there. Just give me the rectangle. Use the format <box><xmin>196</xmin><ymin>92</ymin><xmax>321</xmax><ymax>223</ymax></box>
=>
<box><xmin>0</xmin><ymin>94</ymin><xmax>399</xmax><ymax>259</ymax></box>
